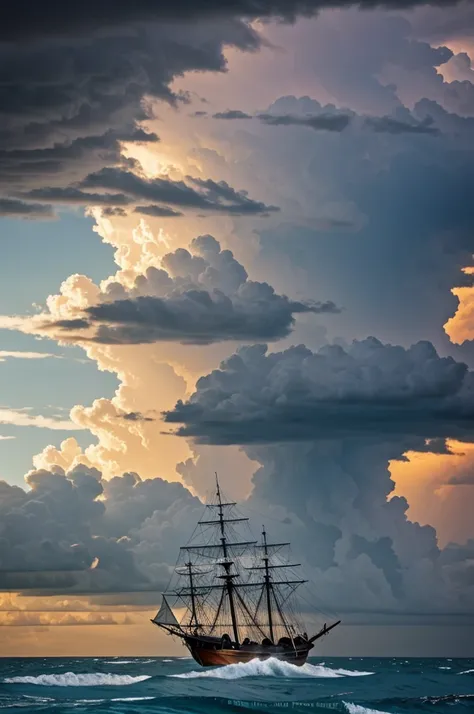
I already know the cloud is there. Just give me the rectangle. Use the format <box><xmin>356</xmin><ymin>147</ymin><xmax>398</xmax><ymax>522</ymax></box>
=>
<box><xmin>0</xmin><ymin>408</ymin><xmax>84</xmax><ymax>432</ymax></box>
<box><xmin>165</xmin><ymin>338</ymin><xmax>474</xmax><ymax>444</ymax></box>
<box><xmin>134</xmin><ymin>205</ymin><xmax>183</xmax><ymax>218</ymax></box>
<box><xmin>0</xmin><ymin>611</ymin><xmax>134</xmax><ymax>626</ymax></box>
<box><xmin>1</xmin><ymin>448</ymin><xmax>473</xmax><ymax>621</ymax></box>
<box><xmin>43</xmin><ymin>235</ymin><xmax>339</xmax><ymax>345</ymax></box>
<box><xmin>258</xmin><ymin>111</ymin><xmax>353</xmax><ymax>132</ymax></box>
<box><xmin>363</xmin><ymin>115</ymin><xmax>439</xmax><ymax>134</ymax></box>
<box><xmin>0</xmin><ymin>198</ymin><xmax>54</xmax><ymax>219</ymax></box>
<box><xmin>0</xmin><ymin>464</ymin><xmax>201</xmax><ymax>594</ymax></box>
<box><xmin>0</xmin><ymin>1</ymin><xmax>462</xmax><ymax>41</ymax></box>
<box><xmin>80</xmin><ymin>168</ymin><xmax>278</xmax><ymax>216</ymax></box>
<box><xmin>0</xmin><ymin>351</ymin><xmax>59</xmax><ymax>362</ymax></box>
<box><xmin>213</xmin><ymin>101</ymin><xmax>440</xmax><ymax>135</ymax></box>
<box><xmin>0</xmin><ymin>16</ymin><xmax>263</xmax><ymax>217</ymax></box>
<box><xmin>21</xmin><ymin>188</ymin><xmax>132</xmax><ymax>207</ymax></box>
<box><xmin>121</xmin><ymin>411</ymin><xmax>155</xmax><ymax>422</ymax></box>
<box><xmin>101</xmin><ymin>207</ymin><xmax>128</xmax><ymax>218</ymax></box>
<box><xmin>213</xmin><ymin>110</ymin><xmax>253</xmax><ymax>119</ymax></box>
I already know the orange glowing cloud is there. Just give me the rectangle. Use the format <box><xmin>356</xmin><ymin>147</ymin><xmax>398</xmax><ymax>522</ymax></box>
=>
<box><xmin>444</xmin><ymin>267</ymin><xmax>474</xmax><ymax>344</ymax></box>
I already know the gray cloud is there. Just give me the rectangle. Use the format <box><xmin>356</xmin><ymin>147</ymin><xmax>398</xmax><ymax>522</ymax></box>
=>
<box><xmin>258</xmin><ymin>111</ymin><xmax>353</xmax><ymax>132</ymax></box>
<box><xmin>81</xmin><ymin>167</ymin><xmax>277</xmax><ymax>215</ymax></box>
<box><xmin>1</xmin><ymin>444</ymin><xmax>473</xmax><ymax>620</ymax></box>
<box><xmin>134</xmin><ymin>205</ymin><xmax>183</xmax><ymax>218</ymax></box>
<box><xmin>0</xmin><ymin>2</ymin><xmax>462</xmax><ymax>42</ymax></box>
<box><xmin>121</xmin><ymin>411</ymin><xmax>155</xmax><ymax>422</ymax></box>
<box><xmin>165</xmin><ymin>338</ymin><xmax>474</xmax><ymax>443</ymax></box>
<box><xmin>0</xmin><ymin>18</ymin><xmax>263</xmax><ymax>216</ymax></box>
<box><xmin>48</xmin><ymin>235</ymin><xmax>339</xmax><ymax>344</ymax></box>
<box><xmin>363</xmin><ymin>115</ymin><xmax>439</xmax><ymax>134</ymax></box>
<box><xmin>213</xmin><ymin>110</ymin><xmax>253</xmax><ymax>120</ymax></box>
<box><xmin>0</xmin><ymin>198</ymin><xmax>54</xmax><ymax>220</ymax></box>
<box><xmin>0</xmin><ymin>466</ymin><xmax>201</xmax><ymax>593</ymax></box>
<box><xmin>21</xmin><ymin>188</ymin><xmax>132</xmax><ymax>206</ymax></box>
<box><xmin>101</xmin><ymin>207</ymin><xmax>128</xmax><ymax>217</ymax></box>
<box><xmin>212</xmin><ymin>100</ymin><xmax>440</xmax><ymax>135</ymax></box>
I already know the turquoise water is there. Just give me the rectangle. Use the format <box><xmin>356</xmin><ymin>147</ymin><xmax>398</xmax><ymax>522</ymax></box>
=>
<box><xmin>0</xmin><ymin>656</ymin><xmax>473</xmax><ymax>713</ymax></box>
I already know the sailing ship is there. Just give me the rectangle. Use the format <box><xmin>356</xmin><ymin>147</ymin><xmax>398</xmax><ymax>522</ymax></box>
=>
<box><xmin>151</xmin><ymin>477</ymin><xmax>340</xmax><ymax>666</ymax></box>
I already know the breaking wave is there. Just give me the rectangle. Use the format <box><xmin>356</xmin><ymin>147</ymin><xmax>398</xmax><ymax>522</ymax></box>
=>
<box><xmin>459</xmin><ymin>669</ymin><xmax>474</xmax><ymax>675</ymax></box>
<box><xmin>344</xmin><ymin>704</ymin><xmax>390</xmax><ymax>714</ymax></box>
<box><xmin>170</xmin><ymin>657</ymin><xmax>374</xmax><ymax>680</ymax></box>
<box><xmin>4</xmin><ymin>672</ymin><xmax>152</xmax><ymax>687</ymax></box>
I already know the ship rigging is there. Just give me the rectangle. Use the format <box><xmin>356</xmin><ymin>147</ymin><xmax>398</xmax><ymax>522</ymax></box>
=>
<box><xmin>151</xmin><ymin>476</ymin><xmax>340</xmax><ymax>666</ymax></box>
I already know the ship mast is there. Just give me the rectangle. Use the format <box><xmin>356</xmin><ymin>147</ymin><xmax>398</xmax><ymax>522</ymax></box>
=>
<box><xmin>262</xmin><ymin>527</ymin><xmax>274</xmax><ymax>643</ymax></box>
<box><xmin>215</xmin><ymin>473</ymin><xmax>241</xmax><ymax>645</ymax></box>
<box><xmin>187</xmin><ymin>561</ymin><xmax>198</xmax><ymax>627</ymax></box>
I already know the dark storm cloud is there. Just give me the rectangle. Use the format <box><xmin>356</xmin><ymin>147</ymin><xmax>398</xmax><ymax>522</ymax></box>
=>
<box><xmin>46</xmin><ymin>235</ymin><xmax>339</xmax><ymax>345</ymax></box>
<box><xmin>0</xmin><ymin>198</ymin><xmax>54</xmax><ymax>219</ymax></box>
<box><xmin>21</xmin><ymin>188</ymin><xmax>132</xmax><ymax>206</ymax></box>
<box><xmin>258</xmin><ymin>111</ymin><xmax>353</xmax><ymax>132</ymax></box>
<box><xmin>134</xmin><ymin>205</ymin><xmax>183</xmax><ymax>218</ymax></box>
<box><xmin>0</xmin><ymin>466</ymin><xmax>201</xmax><ymax>593</ymax></box>
<box><xmin>0</xmin><ymin>129</ymin><xmax>158</xmax><ymax>182</ymax></box>
<box><xmin>165</xmin><ymin>338</ymin><xmax>474</xmax><ymax>444</ymax></box>
<box><xmin>80</xmin><ymin>168</ymin><xmax>277</xmax><ymax>215</ymax></box>
<box><xmin>0</xmin><ymin>1</ymin><xmax>461</xmax><ymax>41</ymax></box>
<box><xmin>0</xmin><ymin>17</ymin><xmax>266</xmax><ymax>216</ymax></box>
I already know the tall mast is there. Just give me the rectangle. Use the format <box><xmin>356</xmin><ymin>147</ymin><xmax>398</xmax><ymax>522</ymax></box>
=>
<box><xmin>187</xmin><ymin>561</ymin><xmax>198</xmax><ymax>627</ymax></box>
<box><xmin>262</xmin><ymin>526</ymin><xmax>274</xmax><ymax>643</ymax></box>
<box><xmin>216</xmin><ymin>474</ymin><xmax>240</xmax><ymax>645</ymax></box>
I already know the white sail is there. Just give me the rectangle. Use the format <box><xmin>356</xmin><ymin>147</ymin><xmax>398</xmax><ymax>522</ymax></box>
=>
<box><xmin>153</xmin><ymin>595</ymin><xmax>180</xmax><ymax>627</ymax></box>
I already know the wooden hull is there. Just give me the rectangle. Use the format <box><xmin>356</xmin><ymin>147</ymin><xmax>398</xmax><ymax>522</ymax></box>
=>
<box><xmin>185</xmin><ymin>637</ymin><xmax>311</xmax><ymax>667</ymax></box>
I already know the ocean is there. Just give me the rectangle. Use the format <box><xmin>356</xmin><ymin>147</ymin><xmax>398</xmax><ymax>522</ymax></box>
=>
<box><xmin>0</xmin><ymin>656</ymin><xmax>473</xmax><ymax>714</ymax></box>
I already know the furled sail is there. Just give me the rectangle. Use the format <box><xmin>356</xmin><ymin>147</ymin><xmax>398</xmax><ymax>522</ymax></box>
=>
<box><xmin>153</xmin><ymin>595</ymin><xmax>180</xmax><ymax>627</ymax></box>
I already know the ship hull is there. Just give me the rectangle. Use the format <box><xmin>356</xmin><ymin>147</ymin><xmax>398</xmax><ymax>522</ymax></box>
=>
<box><xmin>184</xmin><ymin>637</ymin><xmax>311</xmax><ymax>667</ymax></box>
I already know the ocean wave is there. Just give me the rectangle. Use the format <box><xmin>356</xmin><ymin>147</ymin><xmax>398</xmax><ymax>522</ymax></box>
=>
<box><xmin>111</xmin><ymin>696</ymin><xmax>156</xmax><ymax>702</ymax></box>
<box><xmin>170</xmin><ymin>657</ymin><xmax>374</xmax><ymax>680</ymax></box>
<box><xmin>102</xmin><ymin>660</ymin><xmax>136</xmax><ymax>664</ymax></box>
<box><xmin>459</xmin><ymin>669</ymin><xmax>474</xmax><ymax>675</ymax></box>
<box><xmin>4</xmin><ymin>672</ymin><xmax>152</xmax><ymax>687</ymax></box>
<box><xmin>344</xmin><ymin>704</ymin><xmax>390</xmax><ymax>714</ymax></box>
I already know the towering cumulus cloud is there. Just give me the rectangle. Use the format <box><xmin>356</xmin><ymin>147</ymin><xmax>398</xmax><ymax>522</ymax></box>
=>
<box><xmin>40</xmin><ymin>235</ymin><xmax>339</xmax><ymax>345</ymax></box>
<box><xmin>164</xmin><ymin>338</ymin><xmax>474</xmax><ymax>616</ymax></box>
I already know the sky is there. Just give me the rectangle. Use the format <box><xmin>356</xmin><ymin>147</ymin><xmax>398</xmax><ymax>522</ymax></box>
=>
<box><xmin>1</xmin><ymin>0</ymin><xmax>474</xmax><ymax>657</ymax></box>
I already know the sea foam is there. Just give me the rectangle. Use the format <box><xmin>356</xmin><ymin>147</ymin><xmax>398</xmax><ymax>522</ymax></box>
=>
<box><xmin>4</xmin><ymin>672</ymin><xmax>151</xmax><ymax>687</ymax></box>
<box><xmin>344</xmin><ymin>703</ymin><xmax>390</xmax><ymax>714</ymax></box>
<box><xmin>170</xmin><ymin>657</ymin><xmax>374</xmax><ymax>680</ymax></box>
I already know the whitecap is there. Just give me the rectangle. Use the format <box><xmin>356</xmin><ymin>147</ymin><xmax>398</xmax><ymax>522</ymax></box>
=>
<box><xmin>4</xmin><ymin>672</ymin><xmax>151</xmax><ymax>687</ymax></box>
<box><xmin>439</xmin><ymin>666</ymin><xmax>451</xmax><ymax>670</ymax></box>
<box><xmin>111</xmin><ymin>697</ymin><xmax>156</xmax><ymax>702</ymax></box>
<box><xmin>459</xmin><ymin>669</ymin><xmax>474</xmax><ymax>675</ymax></box>
<box><xmin>344</xmin><ymin>703</ymin><xmax>390</xmax><ymax>714</ymax></box>
<box><xmin>170</xmin><ymin>657</ymin><xmax>374</xmax><ymax>680</ymax></box>
<box><xmin>163</xmin><ymin>659</ymin><xmax>174</xmax><ymax>663</ymax></box>
<box><xmin>103</xmin><ymin>660</ymin><xmax>136</xmax><ymax>665</ymax></box>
